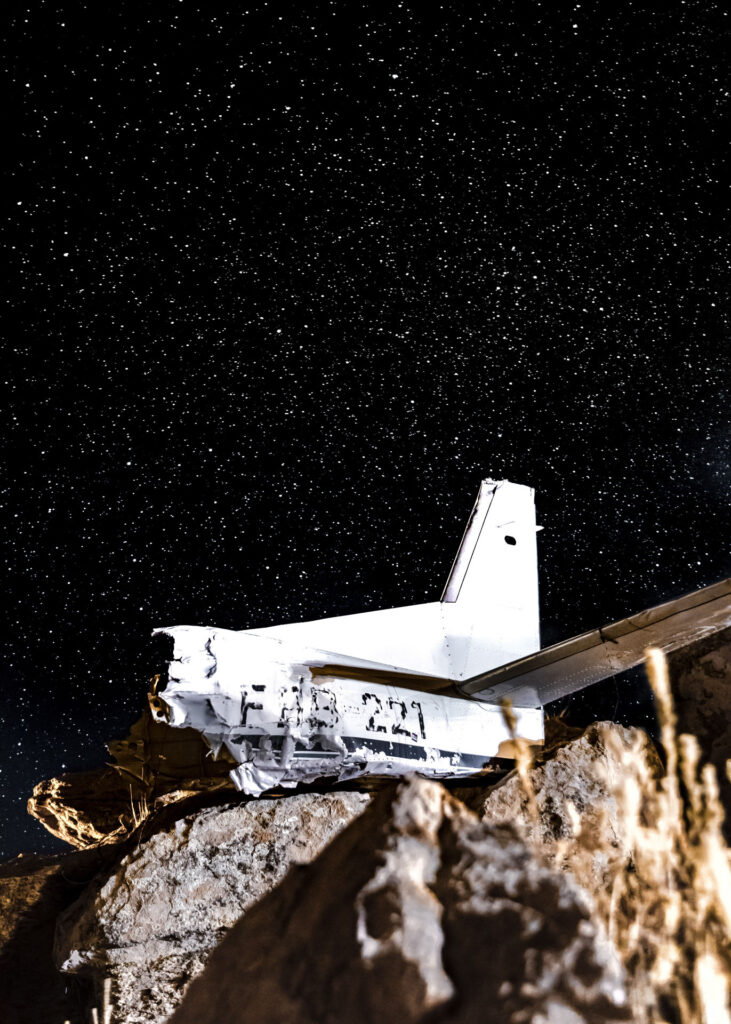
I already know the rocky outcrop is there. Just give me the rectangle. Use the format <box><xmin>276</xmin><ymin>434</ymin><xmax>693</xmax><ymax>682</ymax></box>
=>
<box><xmin>28</xmin><ymin>710</ymin><xmax>238</xmax><ymax>850</ymax></box>
<box><xmin>170</xmin><ymin>777</ymin><xmax>630</xmax><ymax>1024</ymax></box>
<box><xmin>44</xmin><ymin>724</ymin><xmax>664</xmax><ymax>1023</ymax></box>
<box><xmin>7</xmin><ymin>659</ymin><xmax>726</xmax><ymax>1024</ymax></box>
<box><xmin>469</xmin><ymin>722</ymin><xmax>662</xmax><ymax>896</ymax></box>
<box><xmin>27</xmin><ymin>767</ymin><xmax>151</xmax><ymax>850</ymax></box>
<box><xmin>55</xmin><ymin>791</ymin><xmax>371</xmax><ymax>1024</ymax></box>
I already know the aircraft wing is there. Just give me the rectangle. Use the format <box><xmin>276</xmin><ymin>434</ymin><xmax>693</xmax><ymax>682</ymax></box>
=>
<box><xmin>458</xmin><ymin>578</ymin><xmax>731</xmax><ymax>707</ymax></box>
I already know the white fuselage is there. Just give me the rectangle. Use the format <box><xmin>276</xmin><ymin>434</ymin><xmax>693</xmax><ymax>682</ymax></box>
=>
<box><xmin>149</xmin><ymin>479</ymin><xmax>730</xmax><ymax>798</ymax></box>
<box><xmin>150</xmin><ymin>626</ymin><xmax>543</xmax><ymax>795</ymax></box>
<box><xmin>150</xmin><ymin>481</ymin><xmax>545</xmax><ymax>796</ymax></box>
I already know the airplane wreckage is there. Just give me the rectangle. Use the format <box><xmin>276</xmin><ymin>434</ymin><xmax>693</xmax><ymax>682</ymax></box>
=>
<box><xmin>149</xmin><ymin>480</ymin><xmax>731</xmax><ymax>796</ymax></box>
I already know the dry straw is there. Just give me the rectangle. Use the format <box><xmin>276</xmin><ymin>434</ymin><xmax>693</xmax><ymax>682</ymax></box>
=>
<box><xmin>505</xmin><ymin>648</ymin><xmax>731</xmax><ymax>1024</ymax></box>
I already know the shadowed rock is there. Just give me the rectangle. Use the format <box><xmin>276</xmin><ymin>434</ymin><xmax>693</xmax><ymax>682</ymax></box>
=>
<box><xmin>669</xmin><ymin>626</ymin><xmax>731</xmax><ymax>840</ymax></box>
<box><xmin>0</xmin><ymin>848</ymin><xmax>112</xmax><ymax>1024</ymax></box>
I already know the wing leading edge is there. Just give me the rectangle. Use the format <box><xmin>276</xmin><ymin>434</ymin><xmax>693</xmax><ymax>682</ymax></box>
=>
<box><xmin>458</xmin><ymin>578</ymin><xmax>731</xmax><ymax>707</ymax></box>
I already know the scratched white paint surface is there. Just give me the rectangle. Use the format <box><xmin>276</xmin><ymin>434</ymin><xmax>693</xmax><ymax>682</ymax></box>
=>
<box><xmin>151</xmin><ymin>624</ymin><xmax>543</xmax><ymax>795</ymax></box>
<box><xmin>149</xmin><ymin>480</ymin><xmax>545</xmax><ymax>795</ymax></box>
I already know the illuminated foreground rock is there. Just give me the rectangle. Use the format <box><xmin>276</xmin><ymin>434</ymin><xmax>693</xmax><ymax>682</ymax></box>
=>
<box><xmin>170</xmin><ymin>778</ymin><xmax>630</xmax><ymax>1024</ymax></box>
<box><xmin>7</xmin><ymin>700</ymin><xmax>726</xmax><ymax>1023</ymax></box>
<box><xmin>473</xmin><ymin>721</ymin><xmax>663</xmax><ymax>895</ymax></box>
<box><xmin>54</xmin><ymin>792</ymin><xmax>370</xmax><ymax>1024</ymax></box>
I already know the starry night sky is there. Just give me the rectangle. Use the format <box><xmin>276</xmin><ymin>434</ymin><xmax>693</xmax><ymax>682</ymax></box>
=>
<box><xmin>3</xmin><ymin>2</ymin><xmax>728</xmax><ymax>859</ymax></box>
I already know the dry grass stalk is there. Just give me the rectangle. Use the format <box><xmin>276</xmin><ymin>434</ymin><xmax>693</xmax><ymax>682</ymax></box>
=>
<box><xmin>128</xmin><ymin>786</ymin><xmax>149</xmax><ymax>832</ymax></box>
<box><xmin>102</xmin><ymin>977</ymin><xmax>112</xmax><ymax>1024</ymax></box>
<box><xmin>499</xmin><ymin>698</ymin><xmax>539</xmax><ymax>824</ymax></box>
<box><xmin>83</xmin><ymin>977</ymin><xmax>113</xmax><ymax>1024</ymax></box>
<box><xmin>587</xmin><ymin>648</ymin><xmax>731</xmax><ymax>1024</ymax></box>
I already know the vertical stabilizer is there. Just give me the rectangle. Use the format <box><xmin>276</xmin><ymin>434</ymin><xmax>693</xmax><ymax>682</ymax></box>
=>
<box><xmin>440</xmin><ymin>480</ymin><xmax>540</xmax><ymax>680</ymax></box>
<box><xmin>250</xmin><ymin>477</ymin><xmax>540</xmax><ymax>682</ymax></box>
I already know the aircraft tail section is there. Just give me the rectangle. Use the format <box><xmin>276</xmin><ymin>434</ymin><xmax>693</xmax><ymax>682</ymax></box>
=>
<box><xmin>251</xmin><ymin>479</ymin><xmax>541</xmax><ymax>682</ymax></box>
<box><xmin>439</xmin><ymin>480</ymin><xmax>541</xmax><ymax>680</ymax></box>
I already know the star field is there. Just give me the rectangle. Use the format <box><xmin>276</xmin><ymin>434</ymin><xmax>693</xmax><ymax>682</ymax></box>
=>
<box><xmin>2</xmin><ymin>2</ymin><xmax>729</xmax><ymax>858</ymax></box>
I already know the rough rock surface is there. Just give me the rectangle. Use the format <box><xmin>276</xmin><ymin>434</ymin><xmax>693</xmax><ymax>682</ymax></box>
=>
<box><xmin>171</xmin><ymin>777</ymin><xmax>630</xmax><ymax>1024</ymax></box>
<box><xmin>28</xmin><ymin>766</ymin><xmax>151</xmax><ymax>850</ymax></box>
<box><xmin>669</xmin><ymin>626</ymin><xmax>731</xmax><ymax>840</ymax></box>
<box><xmin>0</xmin><ymin>848</ymin><xmax>112</xmax><ymax>1024</ymax></box>
<box><xmin>28</xmin><ymin>710</ymin><xmax>237</xmax><ymax>850</ymax></box>
<box><xmin>471</xmin><ymin>722</ymin><xmax>662</xmax><ymax>895</ymax></box>
<box><xmin>55</xmin><ymin>791</ymin><xmax>371</xmax><ymax>1024</ymax></box>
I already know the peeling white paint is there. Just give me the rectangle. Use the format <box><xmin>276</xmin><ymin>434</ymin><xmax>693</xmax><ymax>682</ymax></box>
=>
<box><xmin>150</xmin><ymin>626</ymin><xmax>543</xmax><ymax>795</ymax></box>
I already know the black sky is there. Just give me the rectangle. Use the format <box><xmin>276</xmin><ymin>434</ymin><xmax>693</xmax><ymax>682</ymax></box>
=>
<box><xmin>2</xmin><ymin>2</ymin><xmax>728</xmax><ymax>859</ymax></box>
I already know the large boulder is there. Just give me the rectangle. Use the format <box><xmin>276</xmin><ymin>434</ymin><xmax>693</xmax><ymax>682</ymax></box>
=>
<box><xmin>170</xmin><ymin>777</ymin><xmax>630</xmax><ymax>1024</ymax></box>
<box><xmin>470</xmin><ymin>722</ymin><xmax>662</xmax><ymax>896</ymax></box>
<box><xmin>54</xmin><ymin>791</ymin><xmax>370</xmax><ymax>1024</ymax></box>
<box><xmin>471</xmin><ymin>718</ymin><xmax>731</xmax><ymax>1022</ymax></box>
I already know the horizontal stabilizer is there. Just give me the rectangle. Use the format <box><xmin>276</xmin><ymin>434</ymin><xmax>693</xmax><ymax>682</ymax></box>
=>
<box><xmin>458</xmin><ymin>578</ymin><xmax>731</xmax><ymax>707</ymax></box>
